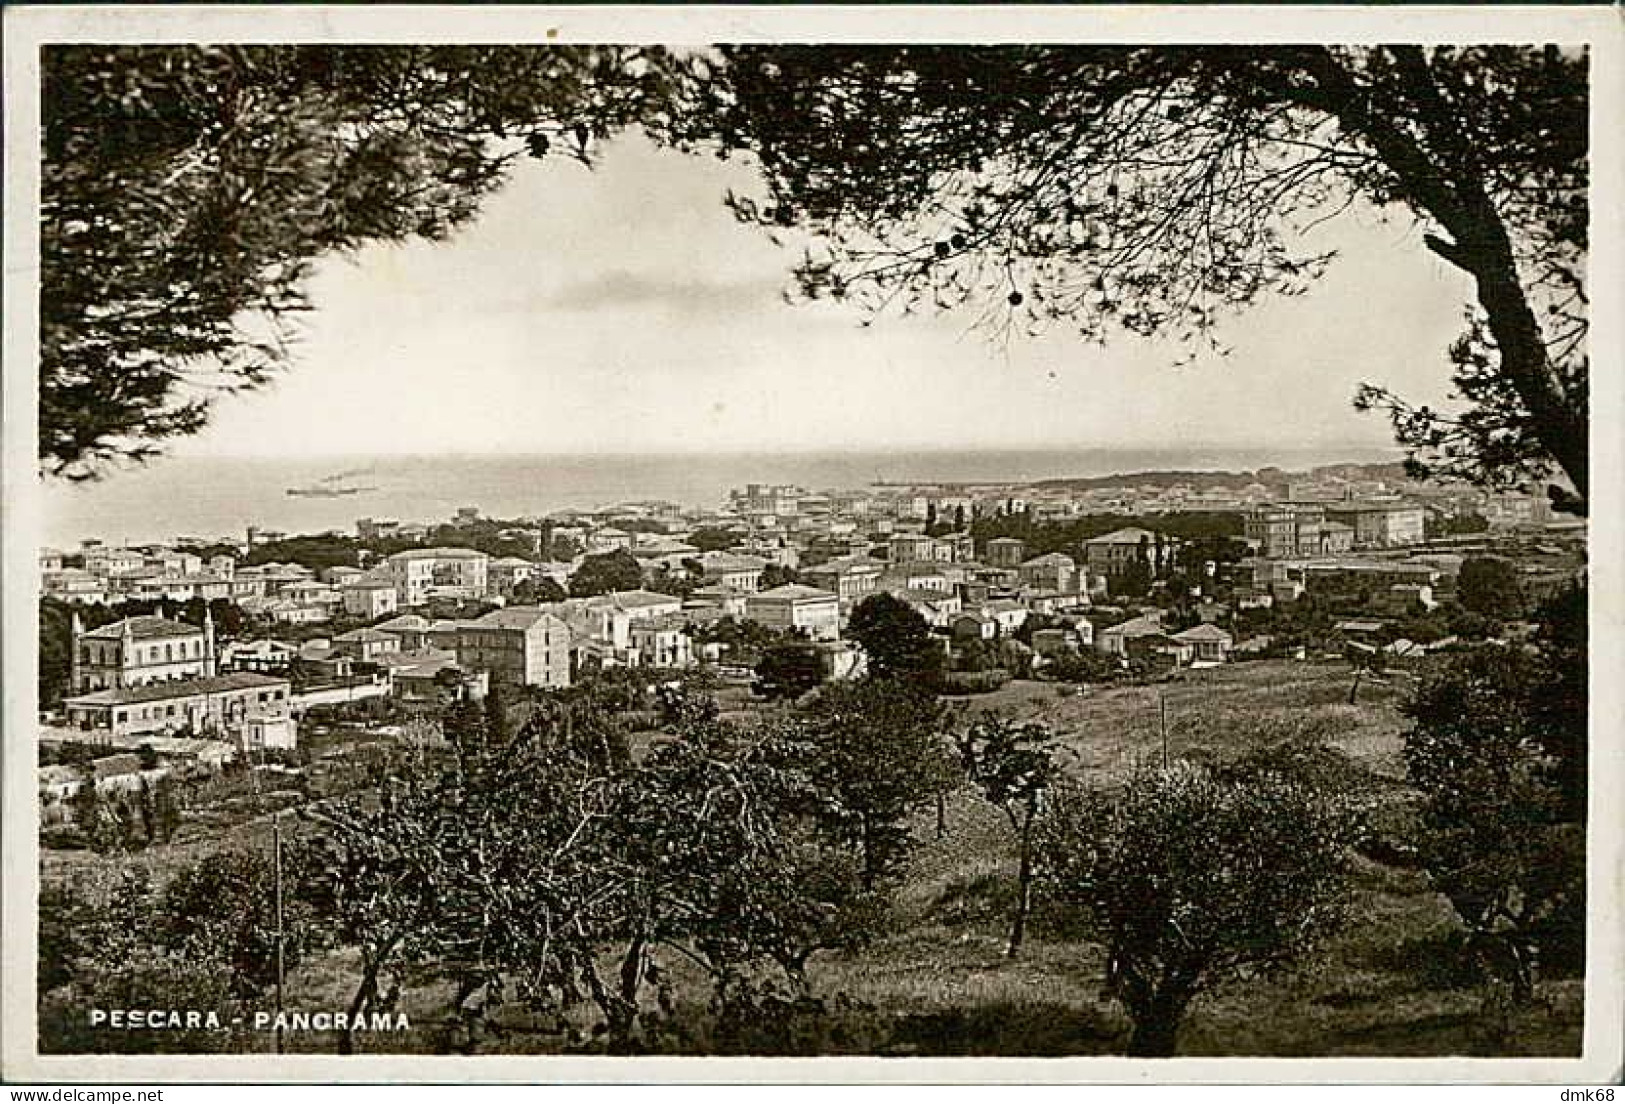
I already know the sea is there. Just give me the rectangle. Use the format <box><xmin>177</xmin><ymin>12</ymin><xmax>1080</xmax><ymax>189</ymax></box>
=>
<box><xmin>38</xmin><ymin>446</ymin><xmax>1403</xmax><ymax>549</ymax></box>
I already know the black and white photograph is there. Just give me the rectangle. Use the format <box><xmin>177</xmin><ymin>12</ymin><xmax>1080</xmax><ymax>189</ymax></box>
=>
<box><xmin>2</xmin><ymin>4</ymin><xmax>1620</xmax><ymax>1085</ymax></box>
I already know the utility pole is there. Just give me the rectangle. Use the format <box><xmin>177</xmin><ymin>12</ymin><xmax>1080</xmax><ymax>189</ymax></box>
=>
<box><xmin>273</xmin><ymin>807</ymin><xmax>285</xmax><ymax>1055</ymax></box>
<box><xmin>1159</xmin><ymin>691</ymin><xmax>1168</xmax><ymax>769</ymax></box>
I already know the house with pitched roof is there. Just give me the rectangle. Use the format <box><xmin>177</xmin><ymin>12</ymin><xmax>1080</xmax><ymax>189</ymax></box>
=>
<box><xmin>372</xmin><ymin>614</ymin><xmax>433</xmax><ymax>651</ymax></box>
<box><xmin>1017</xmin><ymin>552</ymin><xmax>1079</xmax><ymax>595</ymax></box>
<box><xmin>332</xmin><ymin>627</ymin><xmax>402</xmax><ymax>663</ymax></box>
<box><xmin>341</xmin><ymin>571</ymin><xmax>399</xmax><ymax>618</ymax></box>
<box><xmin>1083</xmin><ymin>527</ymin><xmax>1162</xmax><ymax>578</ymax></box>
<box><xmin>1097</xmin><ymin>613</ymin><xmax>1167</xmax><ymax>657</ymax></box>
<box><xmin>71</xmin><ymin>613</ymin><xmax>217</xmax><ymax>693</ymax></box>
<box><xmin>1172</xmin><ymin>622</ymin><xmax>1235</xmax><ymax>665</ymax></box>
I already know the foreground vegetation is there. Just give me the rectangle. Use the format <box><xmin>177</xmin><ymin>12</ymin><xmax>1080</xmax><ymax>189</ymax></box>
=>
<box><xmin>39</xmin><ymin>610</ymin><xmax>1584</xmax><ymax>1057</ymax></box>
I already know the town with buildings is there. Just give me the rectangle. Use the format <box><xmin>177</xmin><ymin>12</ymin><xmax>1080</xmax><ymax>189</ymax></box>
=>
<box><xmin>37</xmin><ymin>461</ymin><xmax>1584</xmax><ymax>823</ymax></box>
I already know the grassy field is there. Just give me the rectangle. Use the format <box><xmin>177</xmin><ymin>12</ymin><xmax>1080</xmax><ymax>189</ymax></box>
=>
<box><xmin>38</xmin><ymin>658</ymin><xmax>1585</xmax><ymax>1056</ymax></box>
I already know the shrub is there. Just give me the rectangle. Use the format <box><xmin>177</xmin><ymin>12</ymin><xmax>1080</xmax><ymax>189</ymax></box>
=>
<box><xmin>939</xmin><ymin>669</ymin><xmax>1011</xmax><ymax>695</ymax></box>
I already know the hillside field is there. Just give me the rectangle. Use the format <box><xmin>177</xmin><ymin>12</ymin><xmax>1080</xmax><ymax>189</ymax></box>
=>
<box><xmin>40</xmin><ymin>660</ymin><xmax>1584</xmax><ymax>1056</ymax></box>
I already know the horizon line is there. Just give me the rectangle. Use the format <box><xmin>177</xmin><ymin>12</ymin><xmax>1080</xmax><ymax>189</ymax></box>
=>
<box><xmin>166</xmin><ymin>442</ymin><xmax>1405</xmax><ymax>464</ymax></box>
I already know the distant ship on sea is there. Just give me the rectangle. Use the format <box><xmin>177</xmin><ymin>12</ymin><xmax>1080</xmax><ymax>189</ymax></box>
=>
<box><xmin>286</xmin><ymin>470</ymin><xmax>378</xmax><ymax>498</ymax></box>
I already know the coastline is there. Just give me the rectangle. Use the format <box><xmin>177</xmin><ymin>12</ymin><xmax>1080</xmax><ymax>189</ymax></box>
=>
<box><xmin>40</xmin><ymin>445</ymin><xmax>1403</xmax><ymax>548</ymax></box>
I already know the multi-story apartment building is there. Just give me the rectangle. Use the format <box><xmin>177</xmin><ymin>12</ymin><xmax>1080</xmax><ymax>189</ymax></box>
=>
<box><xmin>456</xmin><ymin>607</ymin><xmax>572</xmax><ymax>690</ymax></box>
<box><xmin>44</xmin><ymin>569</ymin><xmax>109</xmax><ymax>605</ymax></box>
<box><xmin>1244</xmin><ymin>505</ymin><xmax>1354</xmax><ymax>558</ymax></box>
<box><xmin>386</xmin><ymin>547</ymin><xmax>490</xmax><ymax>605</ymax></box>
<box><xmin>150</xmin><ymin>550</ymin><xmax>204</xmax><ymax>577</ymax></box>
<box><xmin>487</xmin><ymin>556</ymin><xmax>538</xmax><ymax>598</ymax></box>
<box><xmin>732</xmin><ymin>484</ymin><xmax>804</xmax><ymax>517</ymax></box>
<box><xmin>1322</xmin><ymin>501</ymin><xmax>1426</xmax><ymax>549</ymax></box>
<box><xmin>630</xmin><ymin>617</ymin><xmax>695</xmax><ymax>669</ymax></box>
<box><xmin>889</xmin><ymin>533</ymin><xmax>945</xmax><ymax>564</ymax></box>
<box><xmin>83</xmin><ymin>547</ymin><xmax>145</xmax><ymax>576</ymax></box>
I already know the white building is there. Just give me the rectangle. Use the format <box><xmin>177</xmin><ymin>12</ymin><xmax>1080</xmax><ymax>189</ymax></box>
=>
<box><xmin>745</xmin><ymin>584</ymin><xmax>841</xmax><ymax>641</ymax></box>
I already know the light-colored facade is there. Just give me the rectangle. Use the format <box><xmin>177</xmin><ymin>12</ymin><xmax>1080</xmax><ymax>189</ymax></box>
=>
<box><xmin>83</xmin><ymin>547</ymin><xmax>145</xmax><ymax>576</ymax></box>
<box><xmin>1246</xmin><ymin>504</ymin><xmax>1357</xmax><ymax>558</ymax></box>
<box><xmin>386</xmin><ymin>548</ymin><xmax>491</xmax><ymax>605</ymax></box>
<box><xmin>630</xmin><ymin>617</ymin><xmax>695</xmax><ymax>668</ymax></box>
<box><xmin>62</xmin><ymin>671</ymin><xmax>293</xmax><ymax>743</ymax></box>
<box><xmin>44</xmin><ymin>570</ymin><xmax>109</xmax><ymax>604</ymax></box>
<box><xmin>801</xmin><ymin>556</ymin><xmax>884</xmax><ymax>609</ymax></box>
<box><xmin>696</xmin><ymin>552</ymin><xmax>767</xmax><ymax>593</ymax></box>
<box><xmin>332</xmin><ymin>628</ymin><xmax>403</xmax><ymax>662</ymax></box>
<box><xmin>221</xmin><ymin>639</ymin><xmax>297</xmax><ymax>673</ymax></box>
<box><xmin>1323</xmin><ymin>502</ymin><xmax>1426</xmax><ymax>549</ymax></box>
<box><xmin>1171</xmin><ymin>623</ymin><xmax>1234</xmax><ymax>664</ymax></box>
<box><xmin>879</xmin><ymin>566</ymin><xmax>954</xmax><ymax>596</ymax></box>
<box><xmin>487</xmin><ymin>556</ymin><xmax>537</xmax><ymax>597</ymax></box>
<box><xmin>341</xmin><ymin>577</ymin><xmax>399</xmax><ymax>618</ymax></box>
<box><xmin>72</xmin><ymin>615</ymin><xmax>216</xmax><ymax>694</ymax></box>
<box><xmin>745</xmin><ymin>584</ymin><xmax>841</xmax><ymax>641</ymax></box>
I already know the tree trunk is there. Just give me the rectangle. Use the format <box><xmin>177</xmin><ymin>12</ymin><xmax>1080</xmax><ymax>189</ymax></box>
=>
<box><xmin>1126</xmin><ymin>993</ymin><xmax>1186</xmax><ymax>1058</ymax></box>
<box><xmin>339</xmin><ymin>960</ymin><xmax>379</xmax><ymax>1055</ymax></box>
<box><xmin>607</xmin><ymin>932</ymin><xmax>649</xmax><ymax>1054</ymax></box>
<box><xmin>1509</xmin><ymin>939</ymin><xmax>1538</xmax><ymax>1006</ymax></box>
<box><xmin>1006</xmin><ymin>810</ymin><xmax>1035</xmax><ymax>959</ymax></box>
<box><xmin>935</xmin><ymin>793</ymin><xmax>947</xmax><ymax>840</ymax></box>
<box><xmin>1307</xmin><ymin>49</ymin><xmax>1587</xmax><ymax>507</ymax></box>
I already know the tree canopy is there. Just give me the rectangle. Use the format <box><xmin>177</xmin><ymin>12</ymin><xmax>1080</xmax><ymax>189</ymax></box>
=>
<box><xmin>1036</xmin><ymin>762</ymin><xmax>1359</xmax><ymax>1055</ymax></box>
<box><xmin>42</xmin><ymin>45</ymin><xmax>685</xmax><ymax>479</ymax></box>
<box><xmin>569</xmin><ymin>548</ymin><xmax>645</xmax><ymax>597</ymax></box>
<box><xmin>846</xmin><ymin>592</ymin><xmax>941</xmax><ymax>683</ymax></box>
<box><xmin>1402</xmin><ymin>641</ymin><xmax>1586</xmax><ymax>994</ymax></box>
<box><xmin>696</xmin><ymin>46</ymin><xmax>1588</xmax><ymax>508</ymax></box>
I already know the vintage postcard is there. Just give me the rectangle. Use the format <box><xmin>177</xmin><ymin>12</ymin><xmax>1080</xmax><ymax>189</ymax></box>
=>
<box><xmin>3</xmin><ymin>3</ymin><xmax>1621</xmax><ymax>1086</ymax></box>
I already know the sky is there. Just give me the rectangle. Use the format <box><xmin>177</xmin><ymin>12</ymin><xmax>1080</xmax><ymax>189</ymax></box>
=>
<box><xmin>177</xmin><ymin>132</ymin><xmax>1475</xmax><ymax>461</ymax></box>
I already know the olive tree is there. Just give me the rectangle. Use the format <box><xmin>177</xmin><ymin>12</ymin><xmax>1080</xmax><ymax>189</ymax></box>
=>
<box><xmin>954</xmin><ymin>716</ymin><xmax>1058</xmax><ymax>957</ymax></box>
<box><xmin>1035</xmin><ymin>762</ymin><xmax>1360</xmax><ymax>1056</ymax></box>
